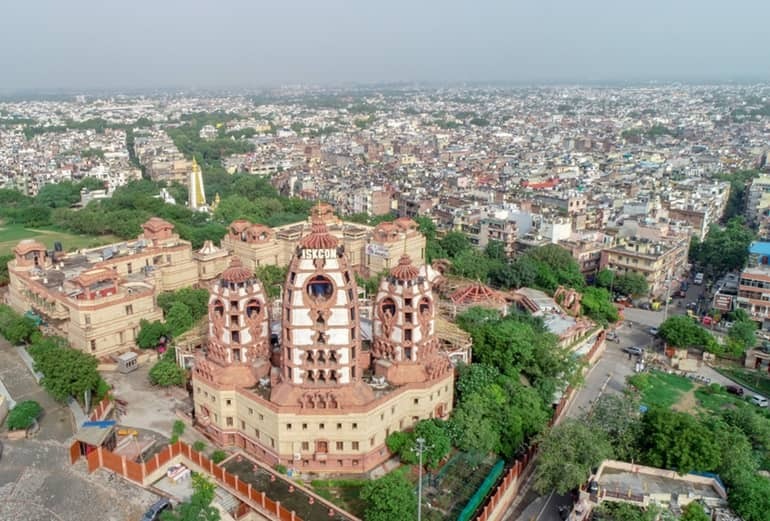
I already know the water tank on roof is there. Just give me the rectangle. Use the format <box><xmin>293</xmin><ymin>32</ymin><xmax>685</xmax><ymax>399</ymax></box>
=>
<box><xmin>102</xmin><ymin>247</ymin><xmax>114</xmax><ymax>260</ymax></box>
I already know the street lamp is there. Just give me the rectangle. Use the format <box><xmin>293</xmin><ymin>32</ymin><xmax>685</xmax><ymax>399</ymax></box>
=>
<box><xmin>412</xmin><ymin>437</ymin><xmax>432</xmax><ymax>521</ymax></box>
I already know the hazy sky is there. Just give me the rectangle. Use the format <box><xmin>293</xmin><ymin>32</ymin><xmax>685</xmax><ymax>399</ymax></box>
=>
<box><xmin>2</xmin><ymin>0</ymin><xmax>769</xmax><ymax>90</ymax></box>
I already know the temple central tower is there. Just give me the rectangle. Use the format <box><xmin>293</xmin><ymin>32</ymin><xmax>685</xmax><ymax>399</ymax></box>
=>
<box><xmin>270</xmin><ymin>216</ymin><xmax>374</xmax><ymax>407</ymax></box>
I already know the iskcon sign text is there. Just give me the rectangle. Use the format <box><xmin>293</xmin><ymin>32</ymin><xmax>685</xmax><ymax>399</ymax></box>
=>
<box><xmin>300</xmin><ymin>248</ymin><xmax>338</xmax><ymax>260</ymax></box>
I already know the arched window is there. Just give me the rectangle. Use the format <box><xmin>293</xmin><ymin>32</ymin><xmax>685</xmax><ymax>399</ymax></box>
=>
<box><xmin>213</xmin><ymin>300</ymin><xmax>224</xmax><ymax>318</ymax></box>
<box><xmin>380</xmin><ymin>298</ymin><xmax>396</xmax><ymax>318</ymax></box>
<box><xmin>419</xmin><ymin>298</ymin><xmax>432</xmax><ymax>316</ymax></box>
<box><xmin>307</xmin><ymin>275</ymin><xmax>334</xmax><ymax>301</ymax></box>
<box><xmin>246</xmin><ymin>299</ymin><xmax>262</xmax><ymax>318</ymax></box>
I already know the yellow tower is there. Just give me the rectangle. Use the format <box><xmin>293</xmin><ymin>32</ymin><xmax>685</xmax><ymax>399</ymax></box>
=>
<box><xmin>189</xmin><ymin>158</ymin><xmax>207</xmax><ymax>210</ymax></box>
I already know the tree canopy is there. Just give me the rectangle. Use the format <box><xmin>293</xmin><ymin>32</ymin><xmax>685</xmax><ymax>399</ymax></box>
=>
<box><xmin>533</xmin><ymin>419</ymin><xmax>613</xmax><ymax>494</ymax></box>
<box><xmin>689</xmin><ymin>217</ymin><xmax>755</xmax><ymax>276</ymax></box>
<box><xmin>360</xmin><ymin>470</ymin><xmax>416</xmax><ymax>521</ymax></box>
<box><xmin>27</xmin><ymin>335</ymin><xmax>106</xmax><ymax>404</ymax></box>
<box><xmin>658</xmin><ymin>316</ymin><xmax>717</xmax><ymax>351</ymax></box>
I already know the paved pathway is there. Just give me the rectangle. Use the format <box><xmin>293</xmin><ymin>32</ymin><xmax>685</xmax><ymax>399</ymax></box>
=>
<box><xmin>0</xmin><ymin>340</ymin><xmax>72</xmax><ymax>442</ymax></box>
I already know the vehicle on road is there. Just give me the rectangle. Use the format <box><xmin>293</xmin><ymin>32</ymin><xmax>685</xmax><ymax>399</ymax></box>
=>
<box><xmin>694</xmin><ymin>273</ymin><xmax>704</xmax><ymax>285</ymax></box>
<box><xmin>726</xmin><ymin>385</ymin><xmax>744</xmax><ymax>396</ymax></box>
<box><xmin>141</xmin><ymin>499</ymin><xmax>172</xmax><ymax>521</ymax></box>
<box><xmin>751</xmin><ymin>395</ymin><xmax>769</xmax><ymax>408</ymax></box>
<box><xmin>606</xmin><ymin>331</ymin><xmax>619</xmax><ymax>342</ymax></box>
<box><xmin>622</xmin><ymin>346</ymin><xmax>644</xmax><ymax>356</ymax></box>
<box><xmin>588</xmin><ymin>480</ymin><xmax>599</xmax><ymax>494</ymax></box>
<box><xmin>648</xmin><ymin>327</ymin><xmax>659</xmax><ymax>336</ymax></box>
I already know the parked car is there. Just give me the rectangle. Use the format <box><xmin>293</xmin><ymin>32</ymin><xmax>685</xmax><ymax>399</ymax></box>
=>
<box><xmin>694</xmin><ymin>273</ymin><xmax>705</xmax><ymax>285</ymax></box>
<box><xmin>606</xmin><ymin>331</ymin><xmax>619</xmax><ymax>343</ymax></box>
<box><xmin>648</xmin><ymin>327</ymin><xmax>659</xmax><ymax>336</ymax></box>
<box><xmin>588</xmin><ymin>480</ymin><xmax>599</xmax><ymax>494</ymax></box>
<box><xmin>750</xmin><ymin>395</ymin><xmax>769</xmax><ymax>408</ymax></box>
<box><xmin>622</xmin><ymin>346</ymin><xmax>644</xmax><ymax>356</ymax></box>
<box><xmin>141</xmin><ymin>499</ymin><xmax>172</xmax><ymax>521</ymax></box>
<box><xmin>726</xmin><ymin>385</ymin><xmax>744</xmax><ymax>396</ymax></box>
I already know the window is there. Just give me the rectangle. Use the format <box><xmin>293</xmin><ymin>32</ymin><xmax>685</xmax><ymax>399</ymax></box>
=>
<box><xmin>404</xmin><ymin>298</ymin><xmax>413</xmax><ymax>307</ymax></box>
<box><xmin>352</xmin><ymin>423</ymin><xmax>358</xmax><ymax>430</ymax></box>
<box><xmin>319</xmin><ymin>423</ymin><xmax>325</xmax><ymax>430</ymax></box>
<box><xmin>259</xmin><ymin>414</ymin><xmax>264</xmax><ymax>421</ymax></box>
<box><xmin>413</xmin><ymin>398</ymin><xmax>419</xmax><ymax>405</ymax></box>
<box><xmin>391</xmin><ymin>406</ymin><xmax>395</xmax><ymax>415</ymax></box>
<box><xmin>271</xmin><ymin>438</ymin><xmax>275</xmax><ymax>448</ymax></box>
<box><xmin>353</xmin><ymin>459</ymin><xmax>359</xmax><ymax>466</ymax></box>
<box><xmin>255</xmin><ymin>429</ymin><xmax>260</xmax><ymax>439</ymax></box>
<box><xmin>127</xmin><ymin>262</ymin><xmax>132</xmax><ymax>274</ymax></box>
<box><xmin>352</xmin><ymin>442</ymin><xmax>359</xmax><ymax>450</ymax></box>
<box><xmin>230</xmin><ymin>300</ymin><xmax>238</xmax><ymax>310</ymax></box>
<box><xmin>230</xmin><ymin>314</ymin><xmax>239</xmax><ymax>325</ymax></box>
<box><xmin>119</xmin><ymin>331</ymin><xmax>124</xmax><ymax>344</ymax></box>
<box><xmin>337</xmin><ymin>460</ymin><xmax>343</xmax><ymax>466</ymax></box>
<box><xmin>231</xmin><ymin>330</ymin><xmax>240</xmax><ymax>343</ymax></box>
<box><xmin>226</xmin><ymin>417</ymin><xmax>233</xmax><ymax>427</ymax></box>
<box><xmin>301</xmin><ymin>441</ymin><xmax>309</xmax><ymax>451</ymax></box>
<box><xmin>380</xmin><ymin>298</ymin><xmax>396</xmax><ymax>317</ymax></box>
<box><xmin>307</xmin><ymin>275</ymin><xmax>334</xmax><ymax>301</ymax></box>
<box><xmin>405</xmin><ymin>312</ymin><xmax>413</xmax><ymax>322</ymax></box>
<box><xmin>125</xmin><ymin>304</ymin><xmax>133</xmax><ymax>315</ymax></box>
<box><xmin>337</xmin><ymin>423</ymin><xmax>342</xmax><ymax>430</ymax></box>
<box><xmin>286</xmin><ymin>423</ymin><xmax>292</xmax><ymax>430</ymax></box>
<box><xmin>85</xmin><ymin>314</ymin><xmax>91</xmax><ymax>325</ymax></box>
<box><xmin>90</xmin><ymin>340</ymin><xmax>96</xmax><ymax>352</ymax></box>
<box><xmin>248</xmin><ymin>407</ymin><xmax>253</xmax><ymax>415</ymax></box>
<box><xmin>241</xmin><ymin>420</ymin><xmax>245</xmax><ymax>429</ymax></box>
<box><xmin>302</xmin><ymin>423</ymin><xmax>308</xmax><ymax>430</ymax></box>
<box><xmin>336</xmin><ymin>441</ymin><xmax>344</xmax><ymax>450</ymax></box>
<box><xmin>246</xmin><ymin>299</ymin><xmax>261</xmax><ymax>318</ymax></box>
<box><xmin>226</xmin><ymin>399</ymin><xmax>232</xmax><ymax>406</ymax></box>
<box><xmin>404</xmin><ymin>329</ymin><xmax>412</xmax><ymax>341</ymax></box>
<box><xmin>380</xmin><ymin>413</ymin><xmax>384</xmax><ymax>420</ymax></box>
<box><xmin>233</xmin><ymin>349</ymin><xmax>241</xmax><ymax>362</ymax></box>
<box><xmin>370</xmin><ymin>437</ymin><xmax>375</xmax><ymax>447</ymax></box>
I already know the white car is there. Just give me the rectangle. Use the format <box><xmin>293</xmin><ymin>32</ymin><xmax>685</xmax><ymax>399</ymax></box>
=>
<box><xmin>694</xmin><ymin>273</ymin><xmax>704</xmax><ymax>285</ymax></box>
<box><xmin>750</xmin><ymin>395</ymin><xmax>768</xmax><ymax>408</ymax></box>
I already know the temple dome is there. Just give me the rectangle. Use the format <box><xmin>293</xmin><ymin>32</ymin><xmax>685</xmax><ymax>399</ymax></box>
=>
<box><xmin>300</xmin><ymin>218</ymin><xmax>338</xmax><ymax>249</ymax></box>
<box><xmin>390</xmin><ymin>254</ymin><xmax>420</xmax><ymax>281</ymax></box>
<box><xmin>221</xmin><ymin>258</ymin><xmax>252</xmax><ymax>283</ymax></box>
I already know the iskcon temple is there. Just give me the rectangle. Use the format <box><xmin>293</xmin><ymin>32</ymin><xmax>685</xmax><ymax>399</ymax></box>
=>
<box><xmin>191</xmin><ymin>214</ymin><xmax>455</xmax><ymax>474</ymax></box>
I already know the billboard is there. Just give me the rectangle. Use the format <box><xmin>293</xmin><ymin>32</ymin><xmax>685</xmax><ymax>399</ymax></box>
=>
<box><xmin>366</xmin><ymin>243</ymin><xmax>389</xmax><ymax>258</ymax></box>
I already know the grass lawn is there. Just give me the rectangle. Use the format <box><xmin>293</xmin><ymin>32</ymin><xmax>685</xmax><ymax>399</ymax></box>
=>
<box><xmin>0</xmin><ymin>223</ymin><xmax>120</xmax><ymax>255</ymax></box>
<box><xmin>694</xmin><ymin>385</ymin><xmax>746</xmax><ymax>414</ymax></box>
<box><xmin>310</xmin><ymin>477</ymin><xmax>368</xmax><ymax>519</ymax></box>
<box><xmin>718</xmin><ymin>367</ymin><xmax>770</xmax><ymax>397</ymax></box>
<box><xmin>628</xmin><ymin>370</ymin><xmax>694</xmax><ymax>409</ymax></box>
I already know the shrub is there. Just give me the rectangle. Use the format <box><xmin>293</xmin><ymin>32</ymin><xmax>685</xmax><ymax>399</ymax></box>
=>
<box><xmin>6</xmin><ymin>400</ymin><xmax>42</xmax><ymax>430</ymax></box>
<box><xmin>274</xmin><ymin>464</ymin><xmax>287</xmax><ymax>474</ymax></box>
<box><xmin>211</xmin><ymin>450</ymin><xmax>228</xmax><ymax>464</ymax></box>
<box><xmin>193</xmin><ymin>440</ymin><xmax>206</xmax><ymax>452</ymax></box>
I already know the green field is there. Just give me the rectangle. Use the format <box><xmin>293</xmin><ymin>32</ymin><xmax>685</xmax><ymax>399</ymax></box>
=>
<box><xmin>0</xmin><ymin>224</ymin><xmax>120</xmax><ymax>256</ymax></box>
<box><xmin>628</xmin><ymin>370</ymin><xmax>694</xmax><ymax>409</ymax></box>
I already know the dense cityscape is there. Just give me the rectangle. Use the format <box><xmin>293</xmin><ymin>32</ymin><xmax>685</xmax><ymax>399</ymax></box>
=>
<box><xmin>0</xmin><ymin>84</ymin><xmax>769</xmax><ymax>521</ymax></box>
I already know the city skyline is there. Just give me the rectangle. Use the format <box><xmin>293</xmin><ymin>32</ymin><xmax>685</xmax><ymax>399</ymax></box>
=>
<box><xmin>2</xmin><ymin>0</ymin><xmax>770</xmax><ymax>90</ymax></box>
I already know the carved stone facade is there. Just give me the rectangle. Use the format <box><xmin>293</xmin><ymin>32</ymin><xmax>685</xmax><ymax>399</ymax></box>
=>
<box><xmin>192</xmin><ymin>214</ymin><xmax>454</xmax><ymax>474</ymax></box>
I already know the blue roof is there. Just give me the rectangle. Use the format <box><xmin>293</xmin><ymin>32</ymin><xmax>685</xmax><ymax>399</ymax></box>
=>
<box><xmin>749</xmin><ymin>241</ymin><xmax>770</xmax><ymax>256</ymax></box>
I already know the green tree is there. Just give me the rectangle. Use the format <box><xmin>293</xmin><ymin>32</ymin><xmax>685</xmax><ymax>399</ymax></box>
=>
<box><xmin>136</xmin><ymin>320</ymin><xmax>172</xmax><ymax>349</ymax></box>
<box><xmin>28</xmin><ymin>337</ymin><xmax>102</xmax><ymax>403</ymax></box>
<box><xmin>613</xmin><ymin>273</ymin><xmax>649</xmax><ymax>297</ymax></box>
<box><xmin>680</xmin><ymin>502</ymin><xmax>709</xmax><ymax>521</ymax></box>
<box><xmin>360</xmin><ymin>470</ymin><xmax>416</xmax><ymax>521</ymax></box>
<box><xmin>5</xmin><ymin>400</ymin><xmax>42</xmax><ymax>430</ymax></box>
<box><xmin>638</xmin><ymin>409</ymin><xmax>720</xmax><ymax>473</ymax></box>
<box><xmin>658</xmin><ymin>316</ymin><xmax>717</xmax><ymax>351</ymax></box>
<box><xmin>689</xmin><ymin>218</ymin><xmax>755</xmax><ymax>276</ymax></box>
<box><xmin>585</xmin><ymin>394</ymin><xmax>642</xmax><ymax>461</ymax></box>
<box><xmin>440</xmin><ymin>231</ymin><xmax>471</xmax><ymax>258</ymax></box>
<box><xmin>728</xmin><ymin>474</ymin><xmax>770</xmax><ymax>521</ymax></box>
<box><xmin>160</xmin><ymin>474</ymin><xmax>220</xmax><ymax>521</ymax></box>
<box><xmin>255</xmin><ymin>265</ymin><xmax>289</xmax><ymax>299</ymax></box>
<box><xmin>484</xmin><ymin>240</ymin><xmax>507</xmax><ymax>261</ymax></box>
<box><xmin>728</xmin><ymin>320</ymin><xmax>757</xmax><ymax>352</ymax></box>
<box><xmin>166</xmin><ymin>302</ymin><xmax>194</xmax><ymax>337</ymax></box>
<box><xmin>534</xmin><ymin>419</ymin><xmax>613</xmax><ymax>494</ymax></box>
<box><xmin>522</xmin><ymin>244</ymin><xmax>585</xmax><ymax>292</ymax></box>
<box><xmin>0</xmin><ymin>253</ymin><xmax>14</xmax><ymax>285</ymax></box>
<box><xmin>149</xmin><ymin>352</ymin><xmax>187</xmax><ymax>387</ymax></box>
<box><xmin>594</xmin><ymin>268</ymin><xmax>615</xmax><ymax>289</ymax></box>
<box><xmin>581</xmin><ymin>287</ymin><xmax>619</xmax><ymax>325</ymax></box>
